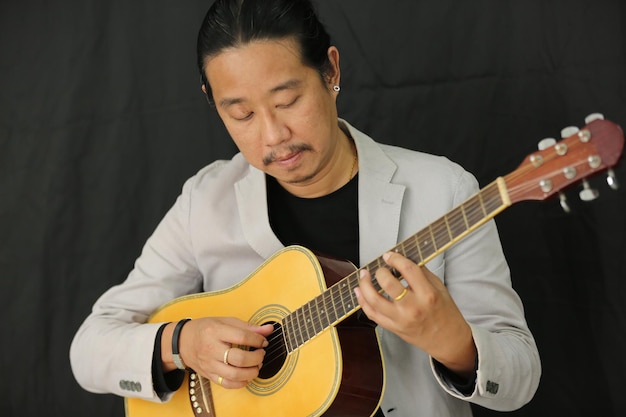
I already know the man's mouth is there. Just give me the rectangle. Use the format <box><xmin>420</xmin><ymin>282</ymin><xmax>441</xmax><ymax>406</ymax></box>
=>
<box><xmin>263</xmin><ymin>144</ymin><xmax>313</xmax><ymax>167</ymax></box>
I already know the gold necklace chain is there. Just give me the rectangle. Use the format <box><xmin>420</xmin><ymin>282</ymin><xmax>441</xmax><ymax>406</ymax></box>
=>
<box><xmin>348</xmin><ymin>144</ymin><xmax>358</xmax><ymax>182</ymax></box>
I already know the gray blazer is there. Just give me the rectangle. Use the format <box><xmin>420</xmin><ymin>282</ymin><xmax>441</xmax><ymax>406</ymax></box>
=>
<box><xmin>70</xmin><ymin>120</ymin><xmax>540</xmax><ymax>416</ymax></box>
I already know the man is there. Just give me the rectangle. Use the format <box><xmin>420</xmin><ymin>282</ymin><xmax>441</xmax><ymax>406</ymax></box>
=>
<box><xmin>70</xmin><ymin>0</ymin><xmax>541</xmax><ymax>415</ymax></box>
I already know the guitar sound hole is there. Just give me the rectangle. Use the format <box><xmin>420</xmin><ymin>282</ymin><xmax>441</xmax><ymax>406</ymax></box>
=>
<box><xmin>258</xmin><ymin>322</ymin><xmax>287</xmax><ymax>379</ymax></box>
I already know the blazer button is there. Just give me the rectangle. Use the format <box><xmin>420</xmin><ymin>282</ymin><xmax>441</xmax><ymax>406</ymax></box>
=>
<box><xmin>486</xmin><ymin>380</ymin><xmax>499</xmax><ymax>394</ymax></box>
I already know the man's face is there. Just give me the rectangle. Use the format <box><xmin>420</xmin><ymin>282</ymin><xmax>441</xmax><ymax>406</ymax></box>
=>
<box><xmin>204</xmin><ymin>38</ymin><xmax>344</xmax><ymax>196</ymax></box>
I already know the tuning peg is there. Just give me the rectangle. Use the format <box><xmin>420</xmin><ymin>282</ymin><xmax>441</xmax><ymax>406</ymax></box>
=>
<box><xmin>585</xmin><ymin>113</ymin><xmax>604</xmax><ymax>124</ymax></box>
<box><xmin>607</xmin><ymin>168</ymin><xmax>619</xmax><ymax>190</ymax></box>
<box><xmin>537</xmin><ymin>137</ymin><xmax>556</xmax><ymax>150</ymax></box>
<box><xmin>579</xmin><ymin>179</ymin><xmax>599</xmax><ymax>201</ymax></box>
<box><xmin>559</xmin><ymin>193</ymin><xmax>571</xmax><ymax>213</ymax></box>
<box><xmin>561</xmin><ymin>126</ymin><xmax>580</xmax><ymax>139</ymax></box>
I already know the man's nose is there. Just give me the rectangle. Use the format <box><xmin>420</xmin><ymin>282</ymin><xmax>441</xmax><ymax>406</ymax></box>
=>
<box><xmin>260</xmin><ymin>111</ymin><xmax>289</xmax><ymax>146</ymax></box>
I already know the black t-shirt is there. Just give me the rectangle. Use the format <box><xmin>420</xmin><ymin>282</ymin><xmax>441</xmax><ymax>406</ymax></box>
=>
<box><xmin>266</xmin><ymin>174</ymin><xmax>359</xmax><ymax>265</ymax></box>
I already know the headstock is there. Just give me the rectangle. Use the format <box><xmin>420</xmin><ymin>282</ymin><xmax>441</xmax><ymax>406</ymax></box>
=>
<box><xmin>504</xmin><ymin>113</ymin><xmax>624</xmax><ymax>210</ymax></box>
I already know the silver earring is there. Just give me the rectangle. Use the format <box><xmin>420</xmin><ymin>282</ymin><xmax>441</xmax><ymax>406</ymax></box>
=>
<box><xmin>333</xmin><ymin>85</ymin><xmax>340</xmax><ymax>92</ymax></box>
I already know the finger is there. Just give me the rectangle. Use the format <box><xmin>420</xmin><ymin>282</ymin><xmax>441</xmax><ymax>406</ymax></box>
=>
<box><xmin>355</xmin><ymin>268</ymin><xmax>406</xmax><ymax>311</ymax></box>
<box><xmin>222</xmin><ymin>346</ymin><xmax>267</xmax><ymax>368</ymax></box>
<box><xmin>354</xmin><ymin>269</ymin><xmax>402</xmax><ymax>330</ymax></box>
<box><xmin>221</xmin><ymin>351</ymin><xmax>265</xmax><ymax>378</ymax></box>
<box><xmin>355</xmin><ymin>268</ymin><xmax>385</xmax><ymax>305</ymax></box>
<box><xmin>218</xmin><ymin>319</ymin><xmax>272</xmax><ymax>349</ymax></box>
<box><xmin>211</xmin><ymin>373</ymin><xmax>249</xmax><ymax>390</ymax></box>
<box><xmin>371</xmin><ymin>263</ymin><xmax>410</xmax><ymax>302</ymax></box>
<box><xmin>382</xmin><ymin>251</ymin><xmax>430</xmax><ymax>290</ymax></box>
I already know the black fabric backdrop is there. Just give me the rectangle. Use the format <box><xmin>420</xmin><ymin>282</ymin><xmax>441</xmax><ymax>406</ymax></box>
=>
<box><xmin>1</xmin><ymin>1</ymin><xmax>625</xmax><ymax>416</ymax></box>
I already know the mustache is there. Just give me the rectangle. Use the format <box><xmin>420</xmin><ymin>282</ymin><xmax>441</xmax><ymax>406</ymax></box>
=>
<box><xmin>262</xmin><ymin>143</ymin><xmax>313</xmax><ymax>166</ymax></box>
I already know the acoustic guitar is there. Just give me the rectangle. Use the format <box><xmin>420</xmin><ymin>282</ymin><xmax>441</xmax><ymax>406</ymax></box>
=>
<box><xmin>125</xmin><ymin>115</ymin><xmax>623</xmax><ymax>417</ymax></box>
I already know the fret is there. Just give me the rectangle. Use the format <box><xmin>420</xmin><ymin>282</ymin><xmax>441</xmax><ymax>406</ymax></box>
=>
<box><xmin>337</xmin><ymin>281</ymin><xmax>349</xmax><ymax>318</ymax></box>
<box><xmin>485</xmin><ymin>185</ymin><xmax>503</xmax><ymax>213</ymax></box>
<box><xmin>293</xmin><ymin>311</ymin><xmax>304</xmax><ymax>348</ymax></box>
<box><xmin>443</xmin><ymin>214</ymin><xmax>454</xmax><ymax>241</ymax></box>
<box><xmin>280</xmin><ymin>320</ymin><xmax>291</xmax><ymax>354</ymax></box>
<box><xmin>328</xmin><ymin>285</ymin><xmax>340</xmax><ymax>324</ymax></box>
<box><xmin>460</xmin><ymin>203</ymin><xmax>470</xmax><ymax>230</ymax></box>
<box><xmin>395</xmin><ymin>243</ymin><xmax>406</xmax><ymax>257</ymax></box>
<box><xmin>283</xmin><ymin>315</ymin><xmax>296</xmax><ymax>352</ymax></box>
<box><xmin>419</xmin><ymin>229</ymin><xmax>434</xmax><ymax>258</ymax></box>
<box><xmin>477</xmin><ymin>190</ymin><xmax>488</xmax><ymax>217</ymax></box>
<box><xmin>305</xmin><ymin>299</ymin><xmax>318</xmax><ymax>340</ymax></box>
<box><xmin>465</xmin><ymin>196</ymin><xmax>484</xmax><ymax>227</ymax></box>
<box><xmin>311</xmin><ymin>295</ymin><xmax>323</xmax><ymax>335</ymax></box>
<box><xmin>301</xmin><ymin>302</ymin><xmax>310</xmax><ymax>339</ymax></box>
<box><xmin>428</xmin><ymin>224</ymin><xmax>438</xmax><ymax>251</ymax></box>
<box><xmin>375</xmin><ymin>257</ymin><xmax>383</xmax><ymax>271</ymax></box>
<box><xmin>333</xmin><ymin>280</ymin><xmax>346</xmax><ymax>323</ymax></box>
<box><xmin>291</xmin><ymin>316</ymin><xmax>299</xmax><ymax>351</ymax></box>
<box><xmin>346</xmin><ymin>274</ymin><xmax>358</xmax><ymax>311</ymax></box>
<box><xmin>296</xmin><ymin>307</ymin><xmax>306</xmax><ymax>347</ymax></box>
<box><xmin>301</xmin><ymin>303</ymin><xmax>312</xmax><ymax>342</ymax></box>
<box><xmin>433</xmin><ymin>218</ymin><xmax>449</xmax><ymax>249</ymax></box>
<box><xmin>337</xmin><ymin>282</ymin><xmax>346</xmax><ymax>318</ymax></box>
<box><xmin>447</xmin><ymin>206</ymin><xmax>466</xmax><ymax>241</ymax></box>
<box><xmin>414</xmin><ymin>234</ymin><xmax>423</xmax><ymax>263</ymax></box>
<box><xmin>318</xmin><ymin>291</ymin><xmax>330</xmax><ymax>333</ymax></box>
<box><xmin>340</xmin><ymin>279</ymin><xmax>355</xmax><ymax>313</ymax></box>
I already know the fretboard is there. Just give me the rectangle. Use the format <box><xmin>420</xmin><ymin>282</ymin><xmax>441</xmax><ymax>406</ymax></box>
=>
<box><xmin>282</xmin><ymin>178</ymin><xmax>510</xmax><ymax>353</ymax></box>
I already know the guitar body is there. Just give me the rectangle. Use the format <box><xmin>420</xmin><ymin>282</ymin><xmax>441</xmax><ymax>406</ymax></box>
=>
<box><xmin>125</xmin><ymin>246</ymin><xmax>384</xmax><ymax>417</ymax></box>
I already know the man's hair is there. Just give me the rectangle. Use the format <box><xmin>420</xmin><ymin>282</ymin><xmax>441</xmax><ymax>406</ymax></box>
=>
<box><xmin>197</xmin><ymin>0</ymin><xmax>333</xmax><ymax>104</ymax></box>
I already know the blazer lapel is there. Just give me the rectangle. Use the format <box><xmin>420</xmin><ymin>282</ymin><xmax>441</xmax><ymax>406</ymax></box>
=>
<box><xmin>350</xmin><ymin>127</ymin><xmax>406</xmax><ymax>266</ymax></box>
<box><xmin>235</xmin><ymin>167</ymin><xmax>284</xmax><ymax>259</ymax></box>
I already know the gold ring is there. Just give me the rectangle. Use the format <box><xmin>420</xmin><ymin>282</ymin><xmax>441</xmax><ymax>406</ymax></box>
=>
<box><xmin>394</xmin><ymin>288</ymin><xmax>408</xmax><ymax>301</ymax></box>
<box><xmin>223</xmin><ymin>347</ymin><xmax>232</xmax><ymax>365</ymax></box>
<box><xmin>217</xmin><ymin>376</ymin><xmax>224</xmax><ymax>386</ymax></box>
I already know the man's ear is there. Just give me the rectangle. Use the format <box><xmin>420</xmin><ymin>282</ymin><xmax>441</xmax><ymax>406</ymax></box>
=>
<box><xmin>201</xmin><ymin>84</ymin><xmax>213</xmax><ymax>105</ymax></box>
<box><xmin>326</xmin><ymin>46</ymin><xmax>341</xmax><ymax>87</ymax></box>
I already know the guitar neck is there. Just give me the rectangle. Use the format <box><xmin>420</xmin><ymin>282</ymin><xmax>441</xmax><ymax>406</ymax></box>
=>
<box><xmin>282</xmin><ymin>178</ymin><xmax>511</xmax><ymax>352</ymax></box>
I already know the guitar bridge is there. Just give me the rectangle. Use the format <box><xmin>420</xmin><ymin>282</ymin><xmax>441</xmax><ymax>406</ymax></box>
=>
<box><xmin>188</xmin><ymin>371</ymin><xmax>215</xmax><ymax>415</ymax></box>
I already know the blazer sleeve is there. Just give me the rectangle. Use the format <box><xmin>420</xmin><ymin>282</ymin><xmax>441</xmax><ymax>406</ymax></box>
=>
<box><xmin>430</xmin><ymin>170</ymin><xmax>542</xmax><ymax>411</ymax></box>
<box><xmin>69</xmin><ymin>175</ymin><xmax>203</xmax><ymax>401</ymax></box>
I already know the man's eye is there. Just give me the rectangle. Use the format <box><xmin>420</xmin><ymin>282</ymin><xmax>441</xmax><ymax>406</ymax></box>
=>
<box><xmin>233</xmin><ymin>112</ymin><xmax>253</xmax><ymax>121</ymax></box>
<box><xmin>277</xmin><ymin>97</ymin><xmax>299</xmax><ymax>109</ymax></box>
